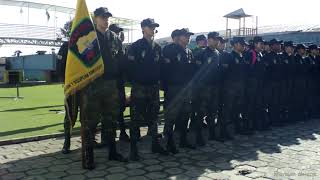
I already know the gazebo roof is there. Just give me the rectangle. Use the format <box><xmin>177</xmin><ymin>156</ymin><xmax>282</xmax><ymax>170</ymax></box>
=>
<box><xmin>224</xmin><ymin>8</ymin><xmax>252</xmax><ymax>19</ymax></box>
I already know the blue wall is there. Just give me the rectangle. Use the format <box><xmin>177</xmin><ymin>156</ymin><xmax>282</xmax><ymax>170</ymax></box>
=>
<box><xmin>7</xmin><ymin>54</ymin><xmax>56</xmax><ymax>71</ymax></box>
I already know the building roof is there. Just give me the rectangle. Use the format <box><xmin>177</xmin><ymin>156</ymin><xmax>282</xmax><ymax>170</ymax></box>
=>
<box><xmin>0</xmin><ymin>0</ymin><xmax>75</xmax><ymax>14</ymax></box>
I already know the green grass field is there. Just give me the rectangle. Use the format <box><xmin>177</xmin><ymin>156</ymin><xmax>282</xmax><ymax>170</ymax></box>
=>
<box><xmin>0</xmin><ymin>84</ymin><xmax>132</xmax><ymax>141</ymax></box>
<box><xmin>0</xmin><ymin>84</ymin><xmax>164</xmax><ymax>141</ymax></box>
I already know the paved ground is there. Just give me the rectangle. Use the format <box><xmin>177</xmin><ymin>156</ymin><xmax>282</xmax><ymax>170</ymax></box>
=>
<box><xmin>1</xmin><ymin>120</ymin><xmax>320</xmax><ymax>180</ymax></box>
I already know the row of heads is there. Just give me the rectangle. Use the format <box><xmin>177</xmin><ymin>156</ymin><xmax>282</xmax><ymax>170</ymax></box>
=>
<box><xmin>195</xmin><ymin>33</ymin><xmax>319</xmax><ymax>50</ymax></box>
<box><xmin>93</xmin><ymin>7</ymin><xmax>159</xmax><ymax>34</ymax></box>
<box><xmin>93</xmin><ymin>7</ymin><xmax>319</xmax><ymax>50</ymax></box>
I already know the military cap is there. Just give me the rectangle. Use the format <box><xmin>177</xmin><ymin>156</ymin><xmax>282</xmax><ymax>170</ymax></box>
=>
<box><xmin>230</xmin><ymin>36</ymin><xmax>246</xmax><ymax>45</ymax></box>
<box><xmin>109</xmin><ymin>24</ymin><xmax>124</xmax><ymax>34</ymax></box>
<box><xmin>296</xmin><ymin>44</ymin><xmax>307</xmax><ymax>50</ymax></box>
<box><xmin>269</xmin><ymin>38</ymin><xmax>283</xmax><ymax>45</ymax></box>
<box><xmin>171</xmin><ymin>29</ymin><xmax>180</xmax><ymax>39</ymax></box>
<box><xmin>207</xmin><ymin>32</ymin><xmax>220</xmax><ymax>39</ymax></box>
<box><xmin>141</xmin><ymin>18</ymin><xmax>159</xmax><ymax>28</ymax></box>
<box><xmin>253</xmin><ymin>36</ymin><xmax>264</xmax><ymax>43</ymax></box>
<box><xmin>309</xmin><ymin>44</ymin><xmax>318</xmax><ymax>50</ymax></box>
<box><xmin>179</xmin><ymin>28</ymin><xmax>194</xmax><ymax>36</ymax></box>
<box><xmin>284</xmin><ymin>41</ymin><xmax>294</xmax><ymax>47</ymax></box>
<box><xmin>217</xmin><ymin>36</ymin><xmax>228</xmax><ymax>43</ymax></box>
<box><xmin>196</xmin><ymin>35</ymin><xmax>207</xmax><ymax>42</ymax></box>
<box><xmin>94</xmin><ymin>7</ymin><xmax>112</xmax><ymax>17</ymax></box>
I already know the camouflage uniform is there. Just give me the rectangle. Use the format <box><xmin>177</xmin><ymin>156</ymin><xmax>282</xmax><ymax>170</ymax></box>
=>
<box><xmin>306</xmin><ymin>54</ymin><xmax>320</xmax><ymax>117</ymax></box>
<box><xmin>244</xmin><ymin>49</ymin><xmax>266</xmax><ymax>131</ymax></box>
<box><xmin>292</xmin><ymin>54</ymin><xmax>308</xmax><ymax>121</ymax></box>
<box><xmin>126</xmin><ymin>37</ymin><xmax>167</xmax><ymax>160</ymax></box>
<box><xmin>162</xmin><ymin>43</ymin><xmax>196</xmax><ymax>149</ymax></box>
<box><xmin>193</xmin><ymin>47</ymin><xmax>220</xmax><ymax>142</ymax></box>
<box><xmin>81</xmin><ymin>29</ymin><xmax>126</xmax><ymax>168</ymax></box>
<box><xmin>262</xmin><ymin>51</ymin><xmax>283</xmax><ymax>126</ymax></box>
<box><xmin>220</xmin><ymin>50</ymin><xmax>246</xmax><ymax>138</ymax></box>
<box><xmin>57</xmin><ymin>41</ymin><xmax>80</xmax><ymax>154</ymax></box>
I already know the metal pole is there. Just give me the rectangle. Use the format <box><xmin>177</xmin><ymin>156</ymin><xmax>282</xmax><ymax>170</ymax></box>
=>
<box><xmin>226</xmin><ymin>18</ymin><xmax>228</xmax><ymax>37</ymax></box>
<box><xmin>16</xmin><ymin>83</ymin><xmax>19</xmax><ymax>98</ymax></box>
<box><xmin>256</xmin><ymin>16</ymin><xmax>258</xmax><ymax>35</ymax></box>
<box><xmin>244</xmin><ymin>17</ymin><xmax>246</xmax><ymax>36</ymax></box>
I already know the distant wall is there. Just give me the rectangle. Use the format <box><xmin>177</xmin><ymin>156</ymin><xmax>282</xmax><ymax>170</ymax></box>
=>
<box><xmin>259</xmin><ymin>32</ymin><xmax>320</xmax><ymax>45</ymax></box>
<box><xmin>6</xmin><ymin>54</ymin><xmax>56</xmax><ymax>82</ymax></box>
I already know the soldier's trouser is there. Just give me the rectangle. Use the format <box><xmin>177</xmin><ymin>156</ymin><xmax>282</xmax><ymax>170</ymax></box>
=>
<box><xmin>118</xmin><ymin>87</ymin><xmax>126</xmax><ymax>133</ymax></box>
<box><xmin>292</xmin><ymin>78</ymin><xmax>307</xmax><ymax>121</ymax></box>
<box><xmin>256</xmin><ymin>79</ymin><xmax>270</xmax><ymax>130</ymax></box>
<box><xmin>279</xmin><ymin>79</ymin><xmax>289</xmax><ymax>123</ymax></box>
<box><xmin>264</xmin><ymin>81</ymin><xmax>281</xmax><ymax>125</ymax></box>
<box><xmin>81</xmin><ymin>78</ymin><xmax>120</xmax><ymax>167</ymax></box>
<box><xmin>164</xmin><ymin>85</ymin><xmax>192</xmax><ymax>139</ymax></box>
<box><xmin>130</xmin><ymin>84</ymin><xmax>160</xmax><ymax>144</ymax></box>
<box><xmin>63</xmin><ymin>93</ymin><xmax>80</xmax><ymax>148</ymax></box>
<box><xmin>307</xmin><ymin>78</ymin><xmax>318</xmax><ymax>118</ymax></box>
<box><xmin>192</xmin><ymin>85</ymin><xmax>219</xmax><ymax>137</ymax></box>
<box><xmin>244</xmin><ymin>77</ymin><xmax>258</xmax><ymax>131</ymax></box>
<box><xmin>222</xmin><ymin>80</ymin><xmax>245</xmax><ymax>136</ymax></box>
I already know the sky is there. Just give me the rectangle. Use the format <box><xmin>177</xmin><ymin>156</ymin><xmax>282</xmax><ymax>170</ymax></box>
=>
<box><xmin>0</xmin><ymin>0</ymin><xmax>319</xmax><ymax>56</ymax></box>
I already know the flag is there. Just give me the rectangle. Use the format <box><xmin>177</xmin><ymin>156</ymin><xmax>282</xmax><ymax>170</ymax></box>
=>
<box><xmin>64</xmin><ymin>0</ymin><xmax>104</xmax><ymax>98</ymax></box>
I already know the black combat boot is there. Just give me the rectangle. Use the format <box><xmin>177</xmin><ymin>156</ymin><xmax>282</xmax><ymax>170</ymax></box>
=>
<box><xmin>129</xmin><ymin>141</ymin><xmax>140</xmax><ymax>161</ymax></box>
<box><xmin>166</xmin><ymin>135</ymin><xmax>179</xmax><ymax>154</ymax></box>
<box><xmin>179</xmin><ymin>134</ymin><xmax>196</xmax><ymax>149</ymax></box>
<box><xmin>196</xmin><ymin>132</ymin><xmax>206</xmax><ymax>147</ymax></box>
<box><xmin>108</xmin><ymin>135</ymin><xmax>128</xmax><ymax>162</ymax></box>
<box><xmin>62</xmin><ymin>133</ymin><xmax>71</xmax><ymax>154</ymax></box>
<box><xmin>152</xmin><ymin>138</ymin><xmax>169</xmax><ymax>155</ymax></box>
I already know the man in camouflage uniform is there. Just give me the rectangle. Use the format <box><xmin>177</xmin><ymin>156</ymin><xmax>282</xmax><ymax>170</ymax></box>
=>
<box><xmin>162</xmin><ymin>28</ymin><xmax>196</xmax><ymax>152</ymax></box>
<box><xmin>81</xmin><ymin>7</ymin><xmax>127</xmax><ymax>169</ymax></box>
<box><xmin>262</xmin><ymin>39</ymin><xmax>283</xmax><ymax>126</ymax></box>
<box><xmin>57</xmin><ymin>20</ymin><xmax>81</xmax><ymax>154</ymax></box>
<box><xmin>126</xmin><ymin>18</ymin><xmax>168</xmax><ymax>161</ymax></box>
<box><xmin>193</xmin><ymin>32</ymin><xmax>220</xmax><ymax>143</ymax></box>
<box><xmin>243</xmin><ymin>36</ymin><xmax>267</xmax><ymax>132</ymax></box>
<box><xmin>109</xmin><ymin>23</ymin><xmax>130</xmax><ymax>142</ymax></box>
<box><xmin>192</xmin><ymin>35</ymin><xmax>207</xmax><ymax>58</ymax></box>
<box><xmin>279</xmin><ymin>41</ymin><xmax>296</xmax><ymax>124</ymax></box>
<box><xmin>190</xmin><ymin>34</ymin><xmax>207</xmax><ymax>132</ymax></box>
<box><xmin>292</xmin><ymin>44</ymin><xmax>308</xmax><ymax>122</ymax></box>
<box><xmin>217</xmin><ymin>36</ymin><xmax>228</xmax><ymax>53</ymax></box>
<box><xmin>306</xmin><ymin>45</ymin><xmax>320</xmax><ymax>118</ymax></box>
<box><xmin>220</xmin><ymin>36</ymin><xmax>247</xmax><ymax>140</ymax></box>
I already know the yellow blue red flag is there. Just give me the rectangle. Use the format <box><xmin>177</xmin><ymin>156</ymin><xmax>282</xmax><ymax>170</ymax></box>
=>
<box><xmin>64</xmin><ymin>0</ymin><xmax>104</xmax><ymax>98</ymax></box>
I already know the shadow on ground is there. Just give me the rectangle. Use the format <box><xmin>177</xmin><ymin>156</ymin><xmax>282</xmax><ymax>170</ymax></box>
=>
<box><xmin>1</xmin><ymin>119</ymin><xmax>320</xmax><ymax>179</ymax></box>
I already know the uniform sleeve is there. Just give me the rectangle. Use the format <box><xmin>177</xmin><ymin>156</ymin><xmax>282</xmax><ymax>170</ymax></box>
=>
<box><xmin>57</xmin><ymin>42</ymin><xmax>69</xmax><ymax>82</ymax></box>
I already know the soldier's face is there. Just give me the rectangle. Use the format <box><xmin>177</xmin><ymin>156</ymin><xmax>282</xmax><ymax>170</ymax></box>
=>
<box><xmin>208</xmin><ymin>38</ymin><xmax>219</xmax><ymax>49</ymax></box>
<box><xmin>218</xmin><ymin>42</ymin><xmax>226</xmax><ymax>51</ymax></box>
<box><xmin>285</xmin><ymin>46</ymin><xmax>294</xmax><ymax>55</ymax></box>
<box><xmin>197</xmin><ymin>40</ymin><xmax>207</xmax><ymax>48</ymax></box>
<box><xmin>180</xmin><ymin>35</ymin><xmax>191</xmax><ymax>46</ymax></box>
<box><xmin>264</xmin><ymin>45</ymin><xmax>270</xmax><ymax>51</ymax></box>
<box><xmin>95</xmin><ymin>16</ymin><xmax>109</xmax><ymax>30</ymax></box>
<box><xmin>271</xmin><ymin>44</ymin><xmax>281</xmax><ymax>52</ymax></box>
<box><xmin>143</xmin><ymin>26</ymin><xmax>156</xmax><ymax>37</ymax></box>
<box><xmin>298</xmin><ymin>49</ymin><xmax>306</xmax><ymax>55</ymax></box>
<box><xmin>255</xmin><ymin>42</ymin><xmax>264</xmax><ymax>52</ymax></box>
<box><xmin>311</xmin><ymin>49</ymin><xmax>318</xmax><ymax>55</ymax></box>
<box><xmin>234</xmin><ymin>43</ymin><xmax>244</xmax><ymax>52</ymax></box>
